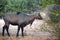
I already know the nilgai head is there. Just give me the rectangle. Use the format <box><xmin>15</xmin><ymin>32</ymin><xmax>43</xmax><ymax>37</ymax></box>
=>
<box><xmin>35</xmin><ymin>12</ymin><xmax>43</xmax><ymax>20</ymax></box>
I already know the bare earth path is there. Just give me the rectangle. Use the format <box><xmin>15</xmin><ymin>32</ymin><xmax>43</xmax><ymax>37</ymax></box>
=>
<box><xmin>0</xmin><ymin>34</ymin><xmax>59</xmax><ymax>40</ymax></box>
<box><xmin>0</xmin><ymin>36</ymin><xmax>48</xmax><ymax>40</ymax></box>
<box><xmin>0</xmin><ymin>35</ymin><xmax>57</xmax><ymax>40</ymax></box>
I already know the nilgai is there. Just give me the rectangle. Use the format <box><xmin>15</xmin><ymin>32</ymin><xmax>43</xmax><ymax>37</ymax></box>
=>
<box><xmin>2</xmin><ymin>12</ymin><xmax>43</xmax><ymax>37</ymax></box>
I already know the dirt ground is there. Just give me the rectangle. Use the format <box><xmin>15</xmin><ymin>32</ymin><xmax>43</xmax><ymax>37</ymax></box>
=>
<box><xmin>0</xmin><ymin>34</ymin><xmax>59</xmax><ymax>40</ymax></box>
<box><xmin>0</xmin><ymin>36</ymin><xmax>45</xmax><ymax>40</ymax></box>
<box><xmin>0</xmin><ymin>36</ymin><xmax>52</xmax><ymax>40</ymax></box>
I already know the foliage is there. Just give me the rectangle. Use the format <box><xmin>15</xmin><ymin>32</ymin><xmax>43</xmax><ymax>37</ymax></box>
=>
<box><xmin>0</xmin><ymin>0</ymin><xmax>56</xmax><ymax>13</ymax></box>
<box><xmin>45</xmin><ymin>6</ymin><xmax>60</xmax><ymax>38</ymax></box>
<box><xmin>40</xmin><ymin>4</ymin><xmax>60</xmax><ymax>39</ymax></box>
<box><xmin>49</xmin><ymin>10</ymin><xmax>60</xmax><ymax>23</ymax></box>
<box><xmin>0</xmin><ymin>0</ymin><xmax>57</xmax><ymax>17</ymax></box>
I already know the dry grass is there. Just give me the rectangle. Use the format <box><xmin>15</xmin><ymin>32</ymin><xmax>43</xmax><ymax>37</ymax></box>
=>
<box><xmin>0</xmin><ymin>36</ymin><xmax>48</xmax><ymax>40</ymax></box>
<box><xmin>0</xmin><ymin>34</ymin><xmax>59</xmax><ymax>40</ymax></box>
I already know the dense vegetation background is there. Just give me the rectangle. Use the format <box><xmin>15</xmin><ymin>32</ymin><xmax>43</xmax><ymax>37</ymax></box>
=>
<box><xmin>0</xmin><ymin>0</ymin><xmax>60</xmax><ymax>16</ymax></box>
<box><xmin>0</xmin><ymin>0</ymin><xmax>60</xmax><ymax>12</ymax></box>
